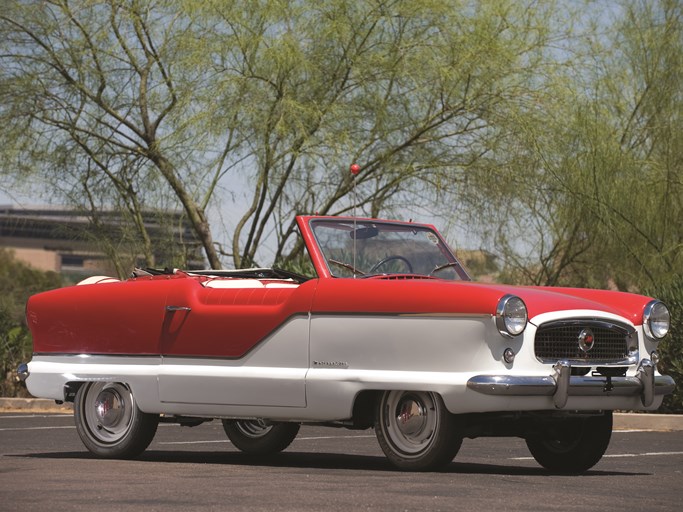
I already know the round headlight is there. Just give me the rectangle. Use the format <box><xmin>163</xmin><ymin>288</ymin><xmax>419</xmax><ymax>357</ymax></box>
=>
<box><xmin>496</xmin><ymin>295</ymin><xmax>528</xmax><ymax>338</ymax></box>
<box><xmin>643</xmin><ymin>300</ymin><xmax>670</xmax><ymax>340</ymax></box>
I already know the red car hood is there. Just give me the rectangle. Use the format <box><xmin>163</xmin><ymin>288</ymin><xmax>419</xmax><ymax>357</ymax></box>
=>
<box><xmin>312</xmin><ymin>278</ymin><xmax>651</xmax><ymax>326</ymax></box>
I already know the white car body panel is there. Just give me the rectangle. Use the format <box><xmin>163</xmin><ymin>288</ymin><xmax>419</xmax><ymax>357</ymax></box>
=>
<box><xmin>26</xmin><ymin>307</ymin><xmax>667</xmax><ymax>420</ymax></box>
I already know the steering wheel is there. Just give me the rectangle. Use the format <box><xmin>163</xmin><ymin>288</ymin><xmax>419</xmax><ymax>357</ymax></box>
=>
<box><xmin>369</xmin><ymin>255</ymin><xmax>413</xmax><ymax>274</ymax></box>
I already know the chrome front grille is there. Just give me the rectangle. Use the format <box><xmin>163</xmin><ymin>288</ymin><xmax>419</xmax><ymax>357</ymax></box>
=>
<box><xmin>534</xmin><ymin>320</ymin><xmax>637</xmax><ymax>365</ymax></box>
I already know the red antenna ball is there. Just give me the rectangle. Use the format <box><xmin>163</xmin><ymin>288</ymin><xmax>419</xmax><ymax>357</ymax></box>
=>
<box><xmin>350</xmin><ymin>164</ymin><xmax>361</xmax><ymax>175</ymax></box>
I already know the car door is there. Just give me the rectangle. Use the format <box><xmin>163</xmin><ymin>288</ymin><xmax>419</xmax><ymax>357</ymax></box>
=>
<box><xmin>158</xmin><ymin>276</ymin><xmax>316</xmax><ymax>407</ymax></box>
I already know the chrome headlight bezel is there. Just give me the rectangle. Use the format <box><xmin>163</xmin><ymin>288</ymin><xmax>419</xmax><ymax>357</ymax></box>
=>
<box><xmin>496</xmin><ymin>295</ymin><xmax>528</xmax><ymax>338</ymax></box>
<box><xmin>643</xmin><ymin>300</ymin><xmax>670</xmax><ymax>340</ymax></box>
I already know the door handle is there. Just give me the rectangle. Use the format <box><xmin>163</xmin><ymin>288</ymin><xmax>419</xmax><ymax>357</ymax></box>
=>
<box><xmin>166</xmin><ymin>305</ymin><xmax>192</xmax><ymax>312</ymax></box>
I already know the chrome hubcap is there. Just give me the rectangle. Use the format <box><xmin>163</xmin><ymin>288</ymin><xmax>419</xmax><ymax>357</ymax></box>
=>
<box><xmin>82</xmin><ymin>383</ymin><xmax>135</xmax><ymax>443</ymax></box>
<box><xmin>382</xmin><ymin>391</ymin><xmax>438</xmax><ymax>456</ymax></box>
<box><xmin>235</xmin><ymin>419</ymin><xmax>273</xmax><ymax>438</ymax></box>
<box><xmin>95</xmin><ymin>389</ymin><xmax>125</xmax><ymax>429</ymax></box>
<box><xmin>396</xmin><ymin>397</ymin><xmax>428</xmax><ymax>438</ymax></box>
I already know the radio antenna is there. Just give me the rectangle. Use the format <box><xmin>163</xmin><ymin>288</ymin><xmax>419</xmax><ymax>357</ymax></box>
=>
<box><xmin>350</xmin><ymin>163</ymin><xmax>361</xmax><ymax>278</ymax></box>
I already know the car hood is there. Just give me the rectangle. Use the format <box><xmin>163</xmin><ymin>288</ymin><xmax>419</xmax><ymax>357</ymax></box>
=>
<box><xmin>311</xmin><ymin>277</ymin><xmax>651</xmax><ymax>326</ymax></box>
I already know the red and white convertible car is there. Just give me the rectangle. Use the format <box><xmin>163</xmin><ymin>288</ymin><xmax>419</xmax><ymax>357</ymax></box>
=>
<box><xmin>20</xmin><ymin>215</ymin><xmax>675</xmax><ymax>473</ymax></box>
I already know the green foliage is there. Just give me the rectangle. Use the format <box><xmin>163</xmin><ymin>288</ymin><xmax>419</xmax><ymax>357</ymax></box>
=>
<box><xmin>274</xmin><ymin>253</ymin><xmax>317</xmax><ymax>279</ymax></box>
<box><xmin>486</xmin><ymin>0</ymin><xmax>683</xmax><ymax>291</ymax></box>
<box><xmin>0</xmin><ymin>0</ymin><xmax>569</xmax><ymax>270</ymax></box>
<box><xmin>458</xmin><ymin>251</ymin><xmax>499</xmax><ymax>281</ymax></box>
<box><xmin>0</xmin><ymin>250</ymin><xmax>62</xmax><ymax>397</ymax></box>
<box><xmin>648</xmin><ymin>277</ymin><xmax>683</xmax><ymax>413</ymax></box>
<box><xmin>0</xmin><ymin>0</ymin><xmax>680</xmax><ymax>289</ymax></box>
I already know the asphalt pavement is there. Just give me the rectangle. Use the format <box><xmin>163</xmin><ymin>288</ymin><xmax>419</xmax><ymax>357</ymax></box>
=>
<box><xmin>2</xmin><ymin>411</ymin><xmax>682</xmax><ymax>512</ymax></box>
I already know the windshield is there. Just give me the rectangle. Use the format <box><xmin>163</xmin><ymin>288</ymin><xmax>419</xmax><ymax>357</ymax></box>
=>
<box><xmin>310</xmin><ymin>219</ymin><xmax>469</xmax><ymax>280</ymax></box>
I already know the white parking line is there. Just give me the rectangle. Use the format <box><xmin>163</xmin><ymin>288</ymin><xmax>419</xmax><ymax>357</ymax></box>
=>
<box><xmin>0</xmin><ymin>426</ymin><xmax>75</xmax><ymax>432</ymax></box>
<box><xmin>159</xmin><ymin>439</ymin><xmax>231</xmax><ymax>445</ymax></box>
<box><xmin>510</xmin><ymin>451</ymin><xmax>683</xmax><ymax>461</ymax></box>
<box><xmin>0</xmin><ymin>414</ymin><xmax>73</xmax><ymax>419</ymax></box>
<box><xmin>158</xmin><ymin>434</ymin><xmax>376</xmax><ymax>446</ymax></box>
<box><xmin>294</xmin><ymin>434</ymin><xmax>376</xmax><ymax>441</ymax></box>
<box><xmin>603</xmin><ymin>451</ymin><xmax>683</xmax><ymax>458</ymax></box>
<box><xmin>0</xmin><ymin>422</ymin><xmax>177</xmax><ymax>432</ymax></box>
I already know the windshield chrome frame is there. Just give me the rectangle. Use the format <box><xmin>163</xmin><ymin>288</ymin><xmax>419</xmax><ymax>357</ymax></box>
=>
<box><xmin>307</xmin><ymin>217</ymin><xmax>470</xmax><ymax>281</ymax></box>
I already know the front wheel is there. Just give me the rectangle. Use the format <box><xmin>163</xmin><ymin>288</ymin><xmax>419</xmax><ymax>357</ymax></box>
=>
<box><xmin>375</xmin><ymin>390</ymin><xmax>461</xmax><ymax>471</ymax></box>
<box><xmin>74</xmin><ymin>382</ymin><xmax>159</xmax><ymax>459</ymax></box>
<box><xmin>222</xmin><ymin>419</ymin><xmax>300</xmax><ymax>455</ymax></box>
<box><xmin>525</xmin><ymin>411</ymin><xmax>613</xmax><ymax>474</ymax></box>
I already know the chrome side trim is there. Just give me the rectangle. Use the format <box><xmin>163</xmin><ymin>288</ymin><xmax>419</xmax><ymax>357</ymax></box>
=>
<box><xmin>467</xmin><ymin>362</ymin><xmax>676</xmax><ymax>410</ymax></box>
<box><xmin>166</xmin><ymin>305</ymin><xmax>192</xmax><ymax>312</ymax></box>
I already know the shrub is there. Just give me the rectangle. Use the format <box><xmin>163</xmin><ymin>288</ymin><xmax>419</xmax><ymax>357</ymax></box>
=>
<box><xmin>648</xmin><ymin>278</ymin><xmax>683</xmax><ymax>414</ymax></box>
<box><xmin>0</xmin><ymin>249</ymin><xmax>62</xmax><ymax>397</ymax></box>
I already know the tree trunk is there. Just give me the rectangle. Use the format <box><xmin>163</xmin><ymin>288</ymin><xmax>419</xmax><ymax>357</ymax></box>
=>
<box><xmin>149</xmin><ymin>151</ymin><xmax>222</xmax><ymax>269</ymax></box>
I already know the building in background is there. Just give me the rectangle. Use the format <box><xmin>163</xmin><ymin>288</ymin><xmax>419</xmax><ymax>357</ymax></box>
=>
<box><xmin>0</xmin><ymin>205</ymin><xmax>203</xmax><ymax>279</ymax></box>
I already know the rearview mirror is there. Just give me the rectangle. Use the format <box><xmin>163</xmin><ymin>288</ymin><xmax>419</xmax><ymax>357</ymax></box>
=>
<box><xmin>350</xmin><ymin>226</ymin><xmax>379</xmax><ymax>240</ymax></box>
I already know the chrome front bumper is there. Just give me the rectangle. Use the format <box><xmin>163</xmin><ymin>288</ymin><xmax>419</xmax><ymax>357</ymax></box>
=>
<box><xmin>467</xmin><ymin>359</ymin><xmax>676</xmax><ymax>409</ymax></box>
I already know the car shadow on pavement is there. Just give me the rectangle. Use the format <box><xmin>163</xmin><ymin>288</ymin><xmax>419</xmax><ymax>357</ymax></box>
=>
<box><xmin>11</xmin><ymin>450</ymin><xmax>650</xmax><ymax>477</ymax></box>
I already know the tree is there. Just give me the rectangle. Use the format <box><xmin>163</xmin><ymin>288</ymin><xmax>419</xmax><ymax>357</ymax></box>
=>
<box><xmin>590</xmin><ymin>0</ymin><xmax>683</xmax><ymax>290</ymax></box>
<box><xmin>0</xmin><ymin>0</ymin><xmax>222</xmax><ymax>269</ymax></box>
<box><xmin>476</xmin><ymin>0</ymin><xmax>683</xmax><ymax>291</ymax></box>
<box><xmin>1</xmin><ymin>0</ymin><xmax>563</xmax><ymax>270</ymax></box>
<box><xmin>200</xmin><ymin>0</ymin><xmax>560</xmax><ymax>268</ymax></box>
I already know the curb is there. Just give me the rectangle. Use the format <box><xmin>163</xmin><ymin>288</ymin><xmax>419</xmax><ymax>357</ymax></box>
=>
<box><xmin>613</xmin><ymin>412</ymin><xmax>683</xmax><ymax>431</ymax></box>
<box><xmin>1</xmin><ymin>398</ymin><xmax>682</xmax><ymax>430</ymax></box>
<box><xmin>0</xmin><ymin>398</ymin><xmax>73</xmax><ymax>414</ymax></box>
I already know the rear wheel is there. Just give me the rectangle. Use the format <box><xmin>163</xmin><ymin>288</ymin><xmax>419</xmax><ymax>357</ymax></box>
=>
<box><xmin>222</xmin><ymin>419</ymin><xmax>300</xmax><ymax>455</ymax></box>
<box><xmin>374</xmin><ymin>390</ymin><xmax>461</xmax><ymax>471</ymax></box>
<box><xmin>525</xmin><ymin>411</ymin><xmax>613</xmax><ymax>474</ymax></box>
<box><xmin>74</xmin><ymin>382</ymin><xmax>159</xmax><ymax>459</ymax></box>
